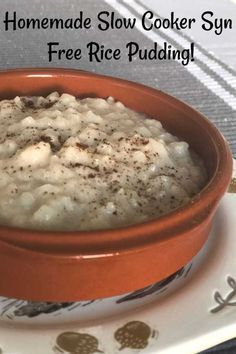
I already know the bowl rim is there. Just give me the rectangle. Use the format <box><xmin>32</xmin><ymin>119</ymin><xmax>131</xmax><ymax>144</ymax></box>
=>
<box><xmin>0</xmin><ymin>68</ymin><xmax>233</xmax><ymax>257</ymax></box>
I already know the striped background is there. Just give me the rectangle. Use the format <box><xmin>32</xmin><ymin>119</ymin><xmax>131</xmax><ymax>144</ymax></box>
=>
<box><xmin>0</xmin><ymin>0</ymin><xmax>235</xmax><ymax>155</ymax></box>
<box><xmin>105</xmin><ymin>0</ymin><xmax>236</xmax><ymax>156</ymax></box>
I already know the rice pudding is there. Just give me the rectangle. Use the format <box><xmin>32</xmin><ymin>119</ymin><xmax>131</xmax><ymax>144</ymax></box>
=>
<box><xmin>0</xmin><ymin>92</ymin><xmax>207</xmax><ymax>230</ymax></box>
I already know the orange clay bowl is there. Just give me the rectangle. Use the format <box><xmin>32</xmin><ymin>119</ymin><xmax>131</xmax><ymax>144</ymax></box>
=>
<box><xmin>0</xmin><ymin>68</ymin><xmax>232</xmax><ymax>302</ymax></box>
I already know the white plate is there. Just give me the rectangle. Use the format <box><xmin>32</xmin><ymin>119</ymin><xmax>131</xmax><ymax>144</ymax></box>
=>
<box><xmin>0</xmin><ymin>160</ymin><xmax>235</xmax><ymax>354</ymax></box>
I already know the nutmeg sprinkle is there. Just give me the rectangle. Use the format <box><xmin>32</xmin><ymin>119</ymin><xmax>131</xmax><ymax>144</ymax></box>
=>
<box><xmin>0</xmin><ymin>92</ymin><xmax>206</xmax><ymax>231</ymax></box>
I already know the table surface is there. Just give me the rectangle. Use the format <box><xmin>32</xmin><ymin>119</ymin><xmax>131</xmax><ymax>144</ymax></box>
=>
<box><xmin>0</xmin><ymin>0</ymin><xmax>235</xmax><ymax>353</ymax></box>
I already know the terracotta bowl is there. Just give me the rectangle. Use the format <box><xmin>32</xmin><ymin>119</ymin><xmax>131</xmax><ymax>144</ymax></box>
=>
<box><xmin>0</xmin><ymin>68</ymin><xmax>232</xmax><ymax>302</ymax></box>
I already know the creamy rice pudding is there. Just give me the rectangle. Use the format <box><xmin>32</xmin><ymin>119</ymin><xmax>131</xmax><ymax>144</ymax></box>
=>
<box><xmin>0</xmin><ymin>92</ymin><xmax>206</xmax><ymax>230</ymax></box>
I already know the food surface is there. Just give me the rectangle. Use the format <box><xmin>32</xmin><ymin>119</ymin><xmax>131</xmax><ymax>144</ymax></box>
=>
<box><xmin>0</xmin><ymin>92</ymin><xmax>206</xmax><ymax>230</ymax></box>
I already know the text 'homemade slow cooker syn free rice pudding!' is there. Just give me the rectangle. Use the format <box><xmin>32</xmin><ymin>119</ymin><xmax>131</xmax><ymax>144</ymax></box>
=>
<box><xmin>0</xmin><ymin>92</ymin><xmax>207</xmax><ymax>231</ymax></box>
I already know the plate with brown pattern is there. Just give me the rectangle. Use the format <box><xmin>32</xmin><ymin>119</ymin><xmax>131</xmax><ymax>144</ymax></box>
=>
<box><xmin>0</xmin><ymin>159</ymin><xmax>235</xmax><ymax>354</ymax></box>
